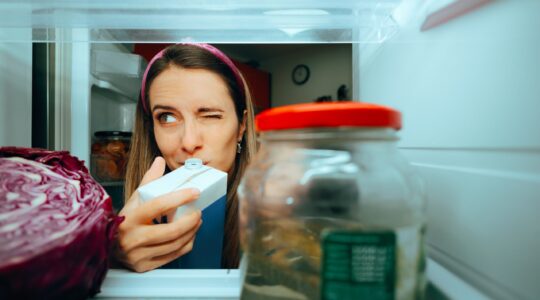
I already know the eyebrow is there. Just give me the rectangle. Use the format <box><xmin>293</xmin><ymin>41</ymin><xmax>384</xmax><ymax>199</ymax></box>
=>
<box><xmin>152</xmin><ymin>104</ymin><xmax>176</xmax><ymax>113</ymax></box>
<box><xmin>151</xmin><ymin>105</ymin><xmax>224</xmax><ymax>113</ymax></box>
<box><xmin>198</xmin><ymin>107</ymin><xmax>225</xmax><ymax>113</ymax></box>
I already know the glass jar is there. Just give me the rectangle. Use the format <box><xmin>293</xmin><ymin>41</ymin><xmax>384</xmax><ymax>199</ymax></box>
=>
<box><xmin>239</xmin><ymin>102</ymin><xmax>426</xmax><ymax>300</ymax></box>
<box><xmin>91</xmin><ymin>131</ymin><xmax>131</xmax><ymax>182</ymax></box>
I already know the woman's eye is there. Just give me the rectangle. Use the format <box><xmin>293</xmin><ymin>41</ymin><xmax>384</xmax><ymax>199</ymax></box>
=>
<box><xmin>203</xmin><ymin>114</ymin><xmax>223</xmax><ymax>119</ymax></box>
<box><xmin>158</xmin><ymin>113</ymin><xmax>177</xmax><ymax>123</ymax></box>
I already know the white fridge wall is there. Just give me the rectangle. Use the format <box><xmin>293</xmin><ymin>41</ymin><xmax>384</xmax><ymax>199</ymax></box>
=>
<box><xmin>0</xmin><ymin>35</ymin><xmax>32</xmax><ymax>147</ymax></box>
<box><xmin>359</xmin><ymin>1</ymin><xmax>540</xmax><ymax>300</ymax></box>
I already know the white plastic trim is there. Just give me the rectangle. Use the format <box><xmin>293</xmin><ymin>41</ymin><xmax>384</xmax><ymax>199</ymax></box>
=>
<box><xmin>97</xmin><ymin>268</ymin><xmax>242</xmax><ymax>299</ymax></box>
<box><xmin>427</xmin><ymin>258</ymin><xmax>492</xmax><ymax>300</ymax></box>
<box><xmin>98</xmin><ymin>257</ymin><xmax>491</xmax><ymax>299</ymax></box>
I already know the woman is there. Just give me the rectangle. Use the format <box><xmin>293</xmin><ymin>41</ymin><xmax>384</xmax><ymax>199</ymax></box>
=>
<box><xmin>114</xmin><ymin>43</ymin><xmax>256</xmax><ymax>272</ymax></box>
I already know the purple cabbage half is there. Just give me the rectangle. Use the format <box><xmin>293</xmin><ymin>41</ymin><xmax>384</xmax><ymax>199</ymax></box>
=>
<box><xmin>0</xmin><ymin>147</ymin><xmax>123</xmax><ymax>299</ymax></box>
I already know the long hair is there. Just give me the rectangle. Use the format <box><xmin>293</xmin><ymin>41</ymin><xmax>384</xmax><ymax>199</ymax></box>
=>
<box><xmin>124</xmin><ymin>44</ymin><xmax>256</xmax><ymax>269</ymax></box>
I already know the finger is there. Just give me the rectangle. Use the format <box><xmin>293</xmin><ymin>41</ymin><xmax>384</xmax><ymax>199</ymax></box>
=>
<box><xmin>140</xmin><ymin>156</ymin><xmax>166</xmax><ymax>186</ymax></box>
<box><xmin>132</xmin><ymin>188</ymin><xmax>200</xmax><ymax>223</ymax></box>
<box><xmin>154</xmin><ymin>235</ymin><xmax>197</xmax><ymax>262</ymax></box>
<box><xmin>119</xmin><ymin>194</ymin><xmax>141</xmax><ymax>215</ymax></box>
<box><xmin>122</xmin><ymin>210</ymin><xmax>201</xmax><ymax>252</ymax></box>
<box><xmin>128</xmin><ymin>220</ymin><xmax>202</xmax><ymax>265</ymax></box>
<box><xmin>137</xmin><ymin>236</ymin><xmax>197</xmax><ymax>272</ymax></box>
<box><xmin>141</xmin><ymin>210</ymin><xmax>201</xmax><ymax>245</ymax></box>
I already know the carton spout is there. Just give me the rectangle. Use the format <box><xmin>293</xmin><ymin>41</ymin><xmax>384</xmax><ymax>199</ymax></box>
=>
<box><xmin>185</xmin><ymin>158</ymin><xmax>203</xmax><ymax>169</ymax></box>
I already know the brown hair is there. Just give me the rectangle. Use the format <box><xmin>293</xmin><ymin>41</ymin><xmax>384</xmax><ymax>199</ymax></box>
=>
<box><xmin>124</xmin><ymin>44</ymin><xmax>256</xmax><ymax>269</ymax></box>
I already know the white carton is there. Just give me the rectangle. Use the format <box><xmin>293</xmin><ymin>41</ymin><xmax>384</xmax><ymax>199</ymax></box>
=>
<box><xmin>137</xmin><ymin>158</ymin><xmax>227</xmax><ymax>220</ymax></box>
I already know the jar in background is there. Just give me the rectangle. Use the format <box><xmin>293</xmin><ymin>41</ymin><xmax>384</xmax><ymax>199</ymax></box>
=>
<box><xmin>239</xmin><ymin>102</ymin><xmax>426</xmax><ymax>300</ymax></box>
<box><xmin>91</xmin><ymin>131</ymin><xmax>131</xmax><ymax>182</ymax></box>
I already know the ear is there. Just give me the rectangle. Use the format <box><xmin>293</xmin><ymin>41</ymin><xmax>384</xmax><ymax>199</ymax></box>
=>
<box><xmin>237</xmin><ymin>110</ymin><xmax>247</xmax><ymax>142</ymax></box>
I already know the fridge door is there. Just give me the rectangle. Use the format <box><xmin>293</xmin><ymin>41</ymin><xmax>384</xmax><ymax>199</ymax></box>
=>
<box><xmin>359</xmin><ymin>1</ymin><xmax>540</xmax><ymax>299</ymax></box>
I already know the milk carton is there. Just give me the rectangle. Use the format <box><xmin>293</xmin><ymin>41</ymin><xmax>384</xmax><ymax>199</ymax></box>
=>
<box><xmin>137</xmin><ymin>158</ymin><xmax>227</xmax><ymax>269</ymax></box>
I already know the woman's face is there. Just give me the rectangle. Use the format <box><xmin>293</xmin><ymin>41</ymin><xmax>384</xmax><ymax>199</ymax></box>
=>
<box><xmin>149</xmin><ymin>66</ymin><xmax>245</xmax><ymax>174</ymax></box>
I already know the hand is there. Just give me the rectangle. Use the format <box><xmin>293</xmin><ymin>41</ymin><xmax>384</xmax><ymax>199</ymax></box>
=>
<box><xmin>115</xmin><ymin>157</ymin><xmax>203</xmax><ymax>272</ymax></box>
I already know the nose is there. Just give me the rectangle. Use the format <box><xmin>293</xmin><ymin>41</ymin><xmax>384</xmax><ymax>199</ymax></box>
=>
<box><xmin>180</xmin><ymin>119</ymin><xmax>203</xmax><ymax>155</ymax></box>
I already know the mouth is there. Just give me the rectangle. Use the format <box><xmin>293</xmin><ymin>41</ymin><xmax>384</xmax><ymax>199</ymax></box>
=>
<box><xmin>179</xmin><ymin>160</ymin><xmax>209</xmax><ymax>166</ymax></box>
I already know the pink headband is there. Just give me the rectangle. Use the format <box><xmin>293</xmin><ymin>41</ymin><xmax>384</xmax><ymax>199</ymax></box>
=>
<box><xmin>140</xmin><ymin>43</ymin><xmax>245</xmax><ymax>114</ymax></box>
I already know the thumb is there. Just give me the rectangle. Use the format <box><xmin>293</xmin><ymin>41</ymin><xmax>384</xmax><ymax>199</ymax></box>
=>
<box><xmin>140</xmin><ymin>156</ymin><xmax>166</xmax><ymax>186</ymax></box>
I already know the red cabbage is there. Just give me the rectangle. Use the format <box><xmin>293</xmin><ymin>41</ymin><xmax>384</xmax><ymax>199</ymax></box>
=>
<box><xmin>0</xmin><ymin>147</ymin><xmax>123</xmax><ymax>299</ymax></box>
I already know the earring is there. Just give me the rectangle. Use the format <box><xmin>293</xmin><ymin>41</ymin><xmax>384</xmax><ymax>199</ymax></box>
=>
<box><xmin>237</xmin><ymin>142</ymin><xmax>242</xmax><ymax>154</ymax></box>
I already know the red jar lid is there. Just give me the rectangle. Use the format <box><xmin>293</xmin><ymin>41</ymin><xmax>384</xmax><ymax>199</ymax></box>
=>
<box><xmin>255</xmin><ymin>102</ymin><xmax>402</xmax><ymax>131</ymax></box>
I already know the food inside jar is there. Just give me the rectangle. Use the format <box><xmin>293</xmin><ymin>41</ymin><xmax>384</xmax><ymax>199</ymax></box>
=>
<box><xmin>91</xmin><ymin>132</ymin><xmax>131</xmax><ymax>182</ymax></box>
<box><xmin>243</xmin><ymin>217</ymin><xmax>355</xmax><ymax>299</ymax></box>
<box><xmin>242</xmin><ymin>216</ymin><xmax>425</xmax><ymax>300</ymax></box>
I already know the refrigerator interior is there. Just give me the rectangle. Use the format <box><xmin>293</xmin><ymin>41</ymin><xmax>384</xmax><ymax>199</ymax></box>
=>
<box><xmin>0</xmin><ymin>1</ymin><xmax>538</xmax><ymax>299</ymax></box>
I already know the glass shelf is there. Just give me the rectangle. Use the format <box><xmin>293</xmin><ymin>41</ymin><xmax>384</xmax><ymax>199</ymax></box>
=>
<box><xmin>0</xmin><ymin>0</ymin><xmax>401</xmax><ymax>43</ymax></box>
<box><xmin>99</xmin><ymin>181</ymin><xmax>124</xmax><ymax>187</ymax></box>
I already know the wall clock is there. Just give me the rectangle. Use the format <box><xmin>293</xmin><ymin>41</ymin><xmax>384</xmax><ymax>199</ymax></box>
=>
<box><xmin>292</xmin><ymin>64</ymin><xmax>310</xmax><ymax>85</ymax></box>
